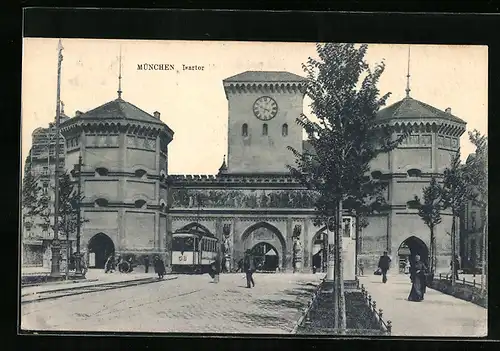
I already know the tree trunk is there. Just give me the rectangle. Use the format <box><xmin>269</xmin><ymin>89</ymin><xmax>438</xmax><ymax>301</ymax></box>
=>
<box><xmin>335</xmin><ymin>200</ymin><xmax>346</xmax><ymax>331</ymax></box>
<box><xmin>451</xmin><ymin>215</ymin><xmax>456</xmax><ymax>286</ymax></box>
<box><xmin>430</xmin><ymin>226</ymin><xmax>435</xmax><ymax>274</ymax></box>
<box><xmin>355</xmin><ymin>213</ymin><xmax>360</xmax><ymax>276</ymax></box>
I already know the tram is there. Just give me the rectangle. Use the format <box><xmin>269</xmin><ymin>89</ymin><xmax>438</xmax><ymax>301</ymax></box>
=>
<box><xmin>171</xmin><ymin>226</ymin><xmax>219</xmax><ymax>274</ymax></box>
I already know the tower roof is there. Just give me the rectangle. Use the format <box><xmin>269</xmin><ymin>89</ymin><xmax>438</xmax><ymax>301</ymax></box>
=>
<box><xmin>376</xmin><ymin>97</ymin><xmax>466</xmax><ymax>124</ymax></box>
<box><xmin>74</xmin><ymin>98</ymin><xmax>165</xmax><ymax>125</ymax></box>
<box><xmin>224</xmin><ymin>71</ymin><xmax>307</xmax><ymax>83</ymax></box>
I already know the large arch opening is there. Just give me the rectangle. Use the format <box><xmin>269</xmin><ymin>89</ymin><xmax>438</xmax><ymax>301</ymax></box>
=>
<box><xmin>241</xmin><ymin>222</ymin><xmax>286</xmax><ymax>270</ymax></box>
<box><xmin>250</xmin><ymin>242</ymin><xmax>279</xmax><ymax>272</ymax></box>
<box><xmin>88</xmin><ymin>233</ymin><xmax>115</xmax><ymax>269</ymax></box>
<box><xmin>311</xmin><ymin>227</ymin><xmax>327</xmax><ymax>273</ymax></box>
<box><xmin>397</xmin><ymin>236</ymin><xmax>429</xmax><ymax>272</ymax></box>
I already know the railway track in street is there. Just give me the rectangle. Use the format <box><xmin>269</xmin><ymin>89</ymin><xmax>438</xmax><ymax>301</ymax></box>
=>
<box><xmin>21</xmin><ymin>276</ymin><xmax>178</xmax><ymax>305</ymax></box>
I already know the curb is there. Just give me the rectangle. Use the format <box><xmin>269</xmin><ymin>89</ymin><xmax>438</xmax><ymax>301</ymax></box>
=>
<box><xmin>22</xmin><ymin>278</ymin><xmax>99</xmax><ymax>288</ymax></box>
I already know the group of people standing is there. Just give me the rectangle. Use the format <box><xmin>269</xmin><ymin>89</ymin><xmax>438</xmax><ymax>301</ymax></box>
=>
<box><xmin>103</xmin><ymin>254</ymin><xmax>166</xmax><ymax>279</ymax></box>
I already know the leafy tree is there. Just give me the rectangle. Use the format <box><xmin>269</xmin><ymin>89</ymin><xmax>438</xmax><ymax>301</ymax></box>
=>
<box><xmin>413</xmin><ymin>177</ymin><xmax>443</xmax><ymax>273</ymax></box>
<box><xmin>441</xmin><ymin>148</ymin><xmax>471</xmax><ymax>284</ymax></box>
<box><xmin>288</xmin><ymin>43</ymin><xmax>406</xmax><ymax>330</ymax></box>
<box><xmin>466</xmin><ymin>130</ymin><xmax>488</xmax><ymax>292</ymax></box>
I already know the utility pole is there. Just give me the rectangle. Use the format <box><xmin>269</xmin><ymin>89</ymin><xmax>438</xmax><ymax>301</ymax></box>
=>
<box><xmin>74</xmin><ymin>155</ymin><xmax>83</xmax><ymax>277</ymax></box>
<box><xmin>50</xmin><ymin>38</ymin><xmax>64</xmax><ymax>278</ymax></box>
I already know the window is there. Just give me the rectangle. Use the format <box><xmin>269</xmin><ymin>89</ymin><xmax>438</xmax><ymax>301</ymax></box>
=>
<box><xmin>135</xmin><ymin>169</ymin><xmax>147</xmax><ymax>178</ymax></box>
<box><xmin>134</xmin><ymin>199</ymin><xmax>147</xmax><ymax>208</ymax></box>
<box><xmin>471</xmin><ymin>211</ymin><xmax>477</xmax><ymax>230</ymax></box>
<box><xmin>95</xmin><ymin>198</ymin><xmax>109</xmax><ymax>207</ymax></box>
<box><xmin>262</xmin><ymin>123</ymin><xmax>268</xmax><ymax>136</ymax></box>
<box><xmin>95</xmin><ymin>167</ymin><xmax>109</xmax><ymax>176</ymax></box>
<box><xmin>172</xmin><ymin>237</ymin><xmax>194</xmax><ymax>251</ymax></box>
<box><xmin>242</xmin><ymin>123</ymin><xmax>248</xmax><ymax>137</ymax></box>
<box><xmin>282</xmin><ymin>123</ymin><xmax>288</xmax><ymax>137</ymax></box>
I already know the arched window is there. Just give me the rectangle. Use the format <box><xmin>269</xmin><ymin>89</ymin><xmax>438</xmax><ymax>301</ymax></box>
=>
<box><xmin>95</xmin><ymin>198</ymin><xmax>109</xmax><ymax>207</ymax></box>
<box><xmin>262</xmin><ymin>123</ymin><xmax>268</xmax><ymax>136</ymax></box>
<box><xmin>242</xmin><ymin>123</ymin><xmax>248</xmax><ymax>137</ymax></box>
<box><xmin>135</xmin><ymin>169</ymin><xmax>147</xmax><ymax>178</ymax></box>
<box><xmin>282</xmin><ymin>123</ymin><xmax>288</xmax><ymax>137</ymax></box>
<box><xmin>95</xmin><ymin>167</ymin><xmax>109</xmax><ymax>176</ymax></box>
<box><xmin>134</xmin><ymin>199</ymin><xmax>147</xmax><ymax>209</ymax></box>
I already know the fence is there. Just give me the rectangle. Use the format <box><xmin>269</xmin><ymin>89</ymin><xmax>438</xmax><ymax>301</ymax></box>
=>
<box><xmin>437</xmin><ymin>273</ymin><xmax>481</xmax><ymax>288</ymax></box>
<box><xmin>360</xmin><ymin>284</ymin><xmax>392</xmax><ymax>335</ymax></box>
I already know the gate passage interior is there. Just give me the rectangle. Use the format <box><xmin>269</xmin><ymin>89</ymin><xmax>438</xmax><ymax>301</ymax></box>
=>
<box><xmin>251</xmin><ymin>242</ymin><xmax>279</xmax><ymax>272</ymax></box>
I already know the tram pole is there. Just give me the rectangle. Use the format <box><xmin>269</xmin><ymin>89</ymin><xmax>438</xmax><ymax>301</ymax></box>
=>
<box><xmin>50</xmin><ymin>39</ymin><xmax>64</xmax><ymax>278</ymax></box>
<box><xmin>74</xmin><ymin>155</ymin><xmax>83</xmax><ymax>277</ymax></box>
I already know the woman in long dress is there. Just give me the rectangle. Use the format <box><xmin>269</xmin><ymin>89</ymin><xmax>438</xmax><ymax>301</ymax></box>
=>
<box><xmin>408</xmin><ymin>254</ymin><xmax>428</xmax><ymax>302</ymax></box>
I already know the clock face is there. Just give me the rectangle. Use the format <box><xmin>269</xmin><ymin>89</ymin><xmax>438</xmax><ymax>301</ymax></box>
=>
<box><xmin>253</xmin><ymin>96</ymin><xmax>278</xmax><ymax>121</ymax></box>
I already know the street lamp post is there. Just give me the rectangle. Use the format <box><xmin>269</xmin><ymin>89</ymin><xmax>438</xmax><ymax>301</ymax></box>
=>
<box><xmin>50</xmin><ymin>39</ymin><xmax>64</xmax><ymax>278</ymax></box>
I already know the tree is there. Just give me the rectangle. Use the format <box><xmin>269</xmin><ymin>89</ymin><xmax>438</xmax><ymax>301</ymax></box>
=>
<box><xmin>441</xmin><ymin>148</ymin><xmax>471</xmax><ymax>285</ymax></box>
<box><xmin>413</xmin><ymin>177</ymin><xmax>443</xmax><ymax>274</ymax></box>
<box><xmin>21</xmin><ymin>161</ymin><xmax>50</xmax><ymax>235</ymax></box>
<box><xmin>466</xmin><ymin>130</ymin><xmax>488</xmax><ymax>293</ymax></box>
<box><xmin>287</xmin><ymin>43</ymin><xmax>406</xmax><ymax>330</ymax></box>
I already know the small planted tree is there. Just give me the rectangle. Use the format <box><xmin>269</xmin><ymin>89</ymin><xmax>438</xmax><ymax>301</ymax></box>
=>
<box><xmin>288</xmin><ymin>43</ymin><xmax>406</xmax><ymax>330</ymax></box>
<box><xmin>22</xmin><ymin>162</ymin><xmax>50</xmax><ymax>227</ymax></box>
<box><xmin>441</xmin><ymin>148</ymin><xmax>471</xmax><ymax>285</ymax></box>
<box><xmin>414</xmin><ymin>177</ymin><xmax>443</xmax><ymax>274</ymax></box>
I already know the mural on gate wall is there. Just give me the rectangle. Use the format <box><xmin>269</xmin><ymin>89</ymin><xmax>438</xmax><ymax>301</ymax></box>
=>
<box><xmin>170</xmin><ymin>188</ymin><xmax>319</xmax><ymax>209</ymax></box>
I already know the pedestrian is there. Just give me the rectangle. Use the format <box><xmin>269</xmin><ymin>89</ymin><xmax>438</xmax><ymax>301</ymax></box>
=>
<box><xmin>404</xmin><ymin>258</ymin><xmax>411</xmax><ymax>274</ymax></box>
<box><xmin>144</xmin><ymin>255</ymin><xmax>150</xmax><ymax>274</ymax></box>
<box><xmin>243</xmin><ymin>249</ymin><xmax>256</xmax><ymax>288</ymax></box>
<box><xmin>358</xmin><ymin>260</ymin><xmax>364</xmax><ymax>276</ymax></box>
<box><xmin>408</xmin><ymin>254</ymin><xmax>428</xmax><ymax>302</ymax></box>
<box><xmin>451</xmin><ymin>255</ymin><xmax>460</xmax><ymax>280</ymax></box>
<box><xmin>154</xmin><ymin>256</ymin><xmax>166</xmax><ymax>279</ymax></box>
<box><xmin>104</xmin><ymin>254</ymin><xmax>114</xmax><ymax>273</ymax></box>
<box><xmin>377</xmin><ymin>251</ymin><xmax>392</xmax><ymax>283</ymax></box>
<box><xmin>211</xmin><ymin>255</ymin><xmax>221</xmax><ymax>283</ymax></box>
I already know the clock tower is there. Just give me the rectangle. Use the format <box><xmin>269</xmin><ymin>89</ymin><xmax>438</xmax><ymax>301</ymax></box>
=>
<box><xmin>223</xmin><ymin>71</ymin><xmax>307</xmax><ymax>174</ymax></box>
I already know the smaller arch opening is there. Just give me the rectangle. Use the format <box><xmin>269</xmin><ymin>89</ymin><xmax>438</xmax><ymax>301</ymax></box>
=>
<box><xmin>282</xmin><ymin>123</ymin><xmax>288</xmax><ymax>137</ymax></box>
<box><xmin>95</xmin><ymin>198</ymin><xmax>109</xmax><ymax>207</ymax></box>
<box><xmin>407</xmin><ymin>168</ymin><xmax>422</xmax><ymax>177</ymax></box>
<box><xmin>135</xmin><ymin>169</ymin><xmax>147</xmax><ymax>178</ymax></box>
<box><xmin>262</xmin><ymin>123</ymin><xmax>268</xmax><ymax>136</ymax></box>
<box><xmin>242</xmin><ymin>123</ymin><xmax>248</xmax><ymax>137</ymax></box>
<box><xmin>134</xmin><ymin>199</ymin><xmax>147</xmax><ymax>209</ymax></box>
<box><xmin>95</xmin><ymin>167</ymin><xmax>109</xmax><ymax>176</ymax></box>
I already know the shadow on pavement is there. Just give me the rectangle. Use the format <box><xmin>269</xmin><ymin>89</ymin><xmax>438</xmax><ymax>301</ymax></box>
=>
<box><xmin>238</xmin><ymin>312</ymin><xmax>291</xmax><ymax>327</ymax></box>
<box><xmin>256</xmin><ymin>298</ymin><xmax>305</xmax><ymax>310</ymax></box>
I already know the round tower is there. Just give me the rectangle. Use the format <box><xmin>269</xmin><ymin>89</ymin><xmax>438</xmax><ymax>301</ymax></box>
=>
<box><xmin>61</xmin><ymin>97</ymin><xmax>174</xmax><ymax>269</ymax></box>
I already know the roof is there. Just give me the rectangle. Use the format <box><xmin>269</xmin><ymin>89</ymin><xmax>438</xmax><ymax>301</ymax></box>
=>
<box><xmin>75</xmin><ymin>98</ymin><xmax>164</xmax><ymax>125</ymax></box>
<box><xmin>224</xmin><ymin>71</ymin><xmax>307</xmax><ymax>83</ymax></box>
<box><xmin>376</xmin><ymin>97</ymin><xmax>466</xmax><ymax>124</ymax></box>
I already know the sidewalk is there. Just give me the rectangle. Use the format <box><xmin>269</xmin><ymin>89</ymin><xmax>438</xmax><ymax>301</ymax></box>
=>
<box><xmin>21</xmin><ymin>268</ymin><xmax>157</xmax><ymax>296</ymax></box>
<box><xmin>358</xmin><ymin>273</ymin><xmax>487</xmax><ymax>337</ymax></box>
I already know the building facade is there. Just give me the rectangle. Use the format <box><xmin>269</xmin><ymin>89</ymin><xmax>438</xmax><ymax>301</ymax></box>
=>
<box><xmin>22</xmin><ymin>109</ymin><xmax>71</xmax><ymax>268</ymax></box>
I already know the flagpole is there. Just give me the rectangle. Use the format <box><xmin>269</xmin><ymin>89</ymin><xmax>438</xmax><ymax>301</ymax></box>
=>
<box><xmin>50</xmin><ymin>39</ymin><xmax>64</xmax><ymax>278</ymax></box>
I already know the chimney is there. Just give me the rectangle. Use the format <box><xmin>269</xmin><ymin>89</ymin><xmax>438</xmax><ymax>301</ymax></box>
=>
<box><xmin>445</xmin><ymin>107</ymin><xmax>451</xmax><ymax>114</ymax></box>
<box><xmin>75</xmin><ymin>110</ymin><xmax>83</xmax><ymax>117</ymax></box>
<box><xmin>153</xmin><ymin>111</ymin><xmax>161</xmax><ymax>119</ymax></box>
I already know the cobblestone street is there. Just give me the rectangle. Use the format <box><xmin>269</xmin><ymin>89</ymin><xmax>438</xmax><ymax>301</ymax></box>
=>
<box><xmin>21</xmin><ymin>273</ymin><xmax>324</xmax><ymax>333</ymax></box>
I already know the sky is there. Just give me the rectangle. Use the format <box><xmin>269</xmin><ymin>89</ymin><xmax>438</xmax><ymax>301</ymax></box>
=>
<box><xmin>21</xmin><ymin>39</ymin><xmax>488</xmax><ymax>175</ymax></box>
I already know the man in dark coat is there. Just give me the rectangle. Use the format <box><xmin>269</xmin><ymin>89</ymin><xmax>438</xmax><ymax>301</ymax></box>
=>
<box><xmin>144</xmin><ymin>255</ymin><xmax>150</xmax><ymax>274</ymax></box>
<box><xmin>243</xmin><ymin>249</ymin><xmax>256</xmax><ymax>288</ymax></box>
<box><xmin>377</xmin><ymin>251</ymin><xmax>392</xmax><ymax>283</ymax></box>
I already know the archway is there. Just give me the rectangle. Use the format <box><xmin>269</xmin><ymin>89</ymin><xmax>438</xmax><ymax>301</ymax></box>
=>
<box><xmin>251</xmin><ymin>242</ymin><xmax>279</xmax><ymax>272</ymax></box>
<box><xmin>241</xmin><ymin>222</ymin><xmax>286</xmax><ymax>270</ymax></box>
<box><xmin>397</xmin><ymin>236</ymin><xmax>429</xmax><ymax>272</ymax></box>
<box><xmin>311</xmin><ymin>227</ymin><xmax>327</xmax><ymax>273</ymax></box>
<box><xmin>88</xmin><ymin>233</ymin><xmax>115</xmax><ymax>269</ymax></box>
